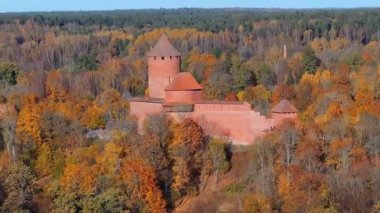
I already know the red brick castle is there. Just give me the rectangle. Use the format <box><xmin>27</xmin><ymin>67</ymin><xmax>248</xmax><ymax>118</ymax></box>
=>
<box><xmin>130</xmin><ymin>35</ymin><xmax>298</xmax><ymax>145</ymax></box>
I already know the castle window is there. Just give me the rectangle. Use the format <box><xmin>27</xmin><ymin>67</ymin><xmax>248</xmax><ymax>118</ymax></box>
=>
<box><xmin>170</xmin><ymin>56</ymin><xmax>172</xmax><ymax>59</ymax></box>
<box><xmin>161</xmin><ymin>56</ymin><xmax>165</xmax><ymax>60</ymax></box>
<box><xmin>153</xmin><ymin>56</ymin><xmax>156</xmax><ymax>60</ymax></box>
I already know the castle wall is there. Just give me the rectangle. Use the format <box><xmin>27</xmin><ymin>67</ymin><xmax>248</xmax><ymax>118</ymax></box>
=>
<box><xmin>165</xmin><ymin>90</ymin><xmax>202</xmax><ymax>103</ymax></box>
<box><xmin>148</xmin><ymin>56</ymin><xmax>180</xmax><ymax>99</ymax></box>
<box><xmin>129</xmin><ymin>101</ymin><xmax>163</xmax><ymax>132</ymax></box>
<box><xmin>194</xmin><ymin>102</ymin><xmax>251</xmax><ymax>112</ymax></box>
<box><xmin>138</xmin><ymin>101</ymin><xmax>271</xmax><ymax>145</ymax></box>
<box><xmin>189</xmin><ymin>103</ymin><xmax>274</xmax><ymax>145</ymax></box>
<box><xmin>129</xmin><ymin>101</ymin><xmax>296</xmax><ymax>145</ymax></box>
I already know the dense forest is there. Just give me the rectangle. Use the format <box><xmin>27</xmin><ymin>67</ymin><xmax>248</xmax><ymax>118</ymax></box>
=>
<box><xmin>0</xmin><ymin>8</ymin><xmax>379</xmax><ymax>212</ymax></box>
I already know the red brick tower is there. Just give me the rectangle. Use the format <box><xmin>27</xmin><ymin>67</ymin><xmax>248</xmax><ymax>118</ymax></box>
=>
<box><xmin>271</xmin><ymin>99</ymin><xmax>298</xmax><ymax>127</ymax></box>
<box><xmin>147</xmin><ymin>34</ymin><xmax>181</xmax><ymax>99</ymax></box>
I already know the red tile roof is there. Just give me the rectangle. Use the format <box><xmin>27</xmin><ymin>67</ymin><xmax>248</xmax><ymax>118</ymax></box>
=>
<box><xmin>147</xmin><ymin>34</ymin><xmax>181</xmax><ymax>57</ymax></box>
<box><xmin>166</xmin><ymin>72</ymin><xmax>202</xmax><ymax>91</ymax></box>
<box><xmin>271</xmin><ymin>99</ymin><xmax>299</xmax><ymax>113</ymax></box>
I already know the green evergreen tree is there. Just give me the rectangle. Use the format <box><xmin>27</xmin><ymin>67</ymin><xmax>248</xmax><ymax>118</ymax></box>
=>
<box><xmin>302</xmin><ymin>47</ymin><xmax>321</xmax><ymax>74</ymax></box>
<box><xmin>0</xmin><ymin>62</ymin><xmax>19</xmax><ymax>86</ymax></box>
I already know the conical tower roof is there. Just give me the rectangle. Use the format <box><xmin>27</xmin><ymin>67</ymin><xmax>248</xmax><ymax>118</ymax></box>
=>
<box><xmin>271</xmin><ymin>99</ymin><xmax>298</xmax><ymax>113</ymax></box>
<box><xmin>147</xmin><ymin>34</ymin><xmax>181</xmax><ymax>57</ymax></box>
<box><xmin>166</xmin><ymin>72</ymin><xmax>202</xmax><ymax>91</ymax></box>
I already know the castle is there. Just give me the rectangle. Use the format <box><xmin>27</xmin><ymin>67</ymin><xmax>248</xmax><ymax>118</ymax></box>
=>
<box><xmin>129</xmin><ymin>35</ymin><xmax>298</xmax><ymax>145</ymax></box>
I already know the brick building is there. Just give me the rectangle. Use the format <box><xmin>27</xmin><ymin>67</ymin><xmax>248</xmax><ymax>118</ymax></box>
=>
<box><xmin>129</xmin><ymin>34</ymin><xmax>298</xmax><ymax>145</ymax></box>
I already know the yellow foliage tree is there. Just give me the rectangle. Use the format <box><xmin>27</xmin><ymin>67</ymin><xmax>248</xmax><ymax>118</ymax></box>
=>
<box><xmin>60</xmin><ymin>163</ymin><xmax>96</xmax><ymax>195</ymax></box>
<box><xmin>35</xmin><ymin>143</ymin><xmax>54</xmax><ymax>177</ymax></box>
<box><xmin>96</xmin><ymin>142</ymin><xmax>122</xmax><ymax>175</ymax></box>
<box><xmin>243</xmin><ymin>194</ymin><xmax>272</xmax><ymax>213</ymax></box>
<box><xmin>81</xmin><ymin>104</ymin><xmax>106</xmax><ymax>129</ymax></box>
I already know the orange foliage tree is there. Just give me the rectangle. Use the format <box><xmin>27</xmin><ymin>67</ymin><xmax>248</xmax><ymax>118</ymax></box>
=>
<box><xmin>187</xmin><ymin>52</ymin><xmax>217</xmax><ymax>83</ymax></box>
<box><xmin>120</xmin><ymin>158</ymin><xmax>166</xmax><ymax>213</ymax></box>
<box><xmin>169</xmin><ymin>118</ymin><xmax>205</xmax><ymax>199</ymax></box>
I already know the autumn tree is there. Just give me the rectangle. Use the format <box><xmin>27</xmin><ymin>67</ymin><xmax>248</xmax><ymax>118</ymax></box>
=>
<box><xmin>74</xmin><ymin>53</ymin><xmax>99</xmax><ymax>72</ymax></box>
<box><xmin>310</xmin><ymin>37</ymin><xmax>329</xmax><ymax>53</ymax></box>
<box><xmin>355</xmin><ymin>112</ymin><xmax>380</xmax><ymax>166</ymax></box>
<box><xmin>342</xmin><ymin>52</ymin><xmax>363</xmax><ymax>72</ymax></box>
<box><xmin>248</xmin><ymin>135</ymin><xmax>276</xmax><ymax>197</ymax></box>
<box><xmin>45</xmin><ymin>70</ymin><xmax>68</xmax><ymax>102</ymax></box>
<box><xmin>295</xmin><ymin>75</ymin><xmax>314</xmax><ymax>111</ymax></box>
<box><xmin>80</xmin><ymin>188</ymin><xmax>125</xmax><ymax>213</ymax></box>
<box><xmin>271</xmin><ymin>84</ymin><xmax>296</xmax><ymax>104</ymax></box>
<box><xmin>243</xmin><ymin>85</ymin><xmax>272</xmax><ymax>115</ymax></box>
<box><xmin>1</xmin><ymin>115</ymin><xmax>18</xmax><ymax>163</ymax></box>
<box><xmin>96</xmin><ymin>142</ymin><xmax>123</xmax><ymax>175</ymax></box>
<box><xmin>204</xmin><ymin>71</ymin><xmax>233</xmax><ymax>100</ymax></box>
<box><xmin>333</xmin><ymin>64</ymin><xmax>351</xmax><ymax>95</ymax></box>
<box><xmin>35</xmin><ymin>143</ymin><xmax>54</xmax><ymax>177</ymax></box>
<box><xmin>144</xmin><ymin>113</ymin><xmax>173</xmax><ymax>148</ymax></box>
<box><xmin>137</xmin><ymin>114</ymin><xmax>174</xmax><ymax>204</ymax></box>
<box><xmin>54</xmin><ymin>162</ymin><xmax>98</xmax><ymax>212</ymax></box>
<box><xmin>170</xmin><ymin>118</ymin><xmax>205</xmax><ymax>200</ymax></box>
<box><xmin>16</xmin><ymin>94</ymin><xmax>43</xmax><ymax>146</ymax></box>
<box><xmin>95</xmin><ymin>88</ymin><xmax>129</xmax><ymax>121</ymax></box>
<box><xmin>229</xmin><ymin>56</ymin><xmax>255</xmax><ymax>91</ymax></box>
<box><xmin>287</xmin><ymin>52</ymin><xmax>303</xmax><ymax>83</ymax></box>
<box><xmin>81</xmin><ymin>104</ymin><xmax>106</xmax><ymax>129</ymax></box>
<box><xmin>2</xmin><ymin>162</ymin><xmax>36</xmax><ymax>212</ymax></box>
<box><xmin>328</xmin><ymin>172</ymin><xmax>370</xmax><ymax>212</ymax></box>
<box><xmin>243</xmin><ymin>194</ymin><xmax>272</xmax><ymax>213</ymax></box>
<box><xmin>277</xmin><ymin>120</ymin><xmax>300</xmax><ymax>167</ymax></box>
<box><xmin>186</xmin><ymin>52</ymin><xmax>217</xmax><ymax>83</ymax></box>
<box><xmin>60</xmin><ymin>163</ymin><xmax>97</xmax><ymax>196</ymax></box>
<box><xmin>255</xmin><ymin>63</ymin><xmax>276</xmax><ymax>89</ymax></box>
<box><xmin>202</xmin><ymin>138</ymin><xmax>230</xmax><ymax>190</ymax></box>
<box><xmin>40</xmin><ymin>109</ymin><xmax>85</xmax><ymax>150</ymax></box>
<box><xmin>120</xmin><ymin>158</ymin><xmax>167</xmax><ymax>212</ymax></box>
<box><xmin>295</xmin><ymin>125</ymin><xmax>323</xmax><ymax>172</ymax></box>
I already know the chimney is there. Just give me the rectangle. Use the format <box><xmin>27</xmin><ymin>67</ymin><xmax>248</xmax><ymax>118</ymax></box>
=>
<box><xmin>283</xmin><ymin>45</ymin><xmax>287</xmax><ymax>59</ymax></box>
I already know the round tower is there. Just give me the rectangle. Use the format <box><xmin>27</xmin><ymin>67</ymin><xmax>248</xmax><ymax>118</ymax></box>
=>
<box><xmin>147</xmin><ymin>34</ymin><xmax>181</xmax><ymax>99</ymax></box>
<box><xmin>271</xmin><ymin>99</ymin><xmax>298</xmax><ymax>127</ymax></box>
